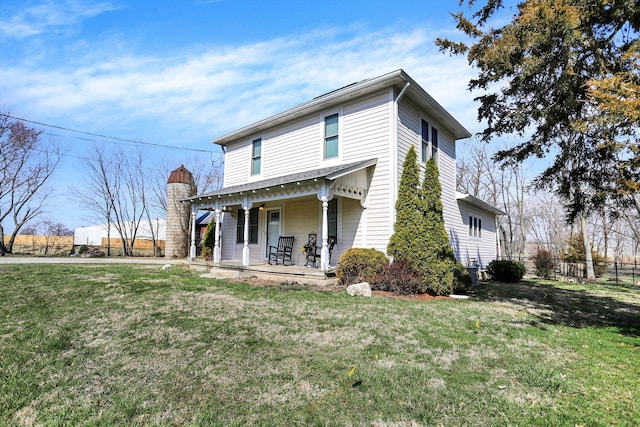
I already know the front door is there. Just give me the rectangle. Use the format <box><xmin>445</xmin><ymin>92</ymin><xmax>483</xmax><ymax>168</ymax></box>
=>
<box><xmin>266</xmin><ymin>209</ymin><xmax>281</xmax><ymax>258</ymax></box>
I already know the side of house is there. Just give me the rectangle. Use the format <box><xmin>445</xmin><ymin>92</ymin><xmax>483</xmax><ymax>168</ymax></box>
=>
<box><xmin>185</xmin><ymin>70</ymin><xmax>501</xmax><ymax>270</ymax></box>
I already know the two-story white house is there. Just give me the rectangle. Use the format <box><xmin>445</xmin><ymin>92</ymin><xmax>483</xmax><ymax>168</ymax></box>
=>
<box><xmin>185</xmin><ymin>69</ymin><xmax>502</xmax><ymax>273</ymax></box>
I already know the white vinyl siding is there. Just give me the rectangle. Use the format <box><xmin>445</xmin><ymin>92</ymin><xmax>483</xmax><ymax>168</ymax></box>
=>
<box><xmin>437</xmin><ymin>128</ymin><xmax>462</xmax><ymax>261</ymax></box>
<box><xmin>223</xmin><ymin>140</ymin><xmax>251</xmax><ymax>187</ymax></box>
<box><xmin>398</xmin><ymin>98</ymin><xmax>462</xmax><ymax>261</ymax></box>
<box><xmin>215</xmin><ymin>80</ymin><xmax>501</xmax><ymax>268</ymax></box>
<box><xmin>457</xmin><ymin>202</ymin><xmax>497</xmax><ymax>269</ymax></box>
<box><xmin>261</xmin><ymin>116</ymin><xmax>320</xmax><ymax>180</ymax></box>
<box><xmin>341</xmin><ymin>90</ymin><xmax>393</xmax><ymax>253</ymax></box>
<box><xmin>220</xmin><ymin>212</ymin><xmax>236</xmax><ymax>261</ymax></box>
<box><xmin>338</xmin><ymin>197</ymin><xmax>363</xmax><ymax>262</ymax></box>
<box><xmin>284</xmin><ymin>197</ymin><xmax>319</xmax><ymax>257</ymax></box>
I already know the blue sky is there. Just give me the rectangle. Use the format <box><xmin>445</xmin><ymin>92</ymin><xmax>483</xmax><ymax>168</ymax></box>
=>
<box><xmin>1</xmin><ymin>0</ymin><xmax>487</xmax><ymax>232</ymax></box>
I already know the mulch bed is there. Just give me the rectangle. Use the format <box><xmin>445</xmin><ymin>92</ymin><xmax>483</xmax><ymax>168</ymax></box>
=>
<box><xmin>239</xmin><ymin>275</ymin><xmax>453</xmax><ymax>301</ymax></box>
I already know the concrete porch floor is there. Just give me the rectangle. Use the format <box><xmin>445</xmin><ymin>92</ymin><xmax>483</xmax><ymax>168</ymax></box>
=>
<box><xmin>196</xmin><ymin>261</ymin><xmax>337</xmax><ymax>286</ymax></box>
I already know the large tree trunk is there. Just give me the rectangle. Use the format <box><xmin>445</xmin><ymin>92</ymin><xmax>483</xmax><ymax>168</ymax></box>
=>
<box><xmin>581</xmin><ymin>214</ymin><xmax>596</xmax><ymax>280</ymax></box>
<box><xmin>0</xmin><ymin>224</ymin><xmax>6</xmax><ymax>255</ymax></box>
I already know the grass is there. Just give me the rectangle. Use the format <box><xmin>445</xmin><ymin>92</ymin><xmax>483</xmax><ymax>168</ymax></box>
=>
<box><xmin>0</xmin><ymin>264</ymin><xmax>638</xmax><ymax>426</ymax></box>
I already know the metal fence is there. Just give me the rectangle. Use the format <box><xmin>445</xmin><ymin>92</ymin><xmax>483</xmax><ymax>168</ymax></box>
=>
<box><xmin>510</xmin><ymin>257</ymin><xmax>640</xmax><ymax>286</ymax></box>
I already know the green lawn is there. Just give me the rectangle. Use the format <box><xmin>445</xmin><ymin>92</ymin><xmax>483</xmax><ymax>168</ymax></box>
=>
<box><xmin>0</xmin><ymin>264</ymin><xmax>638</xmax><ymax>426</ymax></box>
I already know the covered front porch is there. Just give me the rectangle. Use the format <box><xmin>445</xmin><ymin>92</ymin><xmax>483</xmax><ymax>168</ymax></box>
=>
<box><xmin>201</xmin><ymin>261</ymin><xmax>337</xmax><ymax>286</ymax></box>
<box><xmin>184</xmin><ymin>158</ymin><xmax>376</xmax><ymax>273</ymax></box>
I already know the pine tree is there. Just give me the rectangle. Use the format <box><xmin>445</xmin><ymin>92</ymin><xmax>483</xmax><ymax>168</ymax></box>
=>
<box><xmin>387</xmin><ymin>146</ymin><xmax>422</xmax><ymax>260</ymax></box>
<box><xmin>387</xmin><ymin>147</ymin><xmax>457</xmax><ymax>295</ymax></box>
<box><xmin>419</xmin><ymin>157</ymin><xmax>456</xmax><ymax>295</ymax></box>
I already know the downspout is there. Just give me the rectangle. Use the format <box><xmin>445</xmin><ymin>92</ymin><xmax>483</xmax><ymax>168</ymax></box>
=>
<box><xmin>496</xmin><ymin>215</ymin><xmax>502</xmax><ymax>259</ymax></box>
<box><xmin>390</xmin><ymin>82</ymin><xmax>410</xmax><ymax>250</ymax></box>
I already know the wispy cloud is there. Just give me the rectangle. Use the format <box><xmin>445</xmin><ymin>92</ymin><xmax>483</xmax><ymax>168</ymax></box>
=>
<box><xmin>0</xmin><ymin>0</ymin><xmax>119</xmax><ymax>38</ymax></box>
<box><xmin>0</xmin><ymin>24</ymin><xmax>478</xmax><ymax>146</ymax></box>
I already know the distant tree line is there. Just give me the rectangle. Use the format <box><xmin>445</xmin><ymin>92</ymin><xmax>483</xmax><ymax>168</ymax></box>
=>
<box><xmin>0</xmin><ymin>111</ymin><xmax>223</xmax><ymax>256</ymax></box>
<box><xmin>0</xmin><ymin>114</ymin><xmax>61</xmax><ymax>255</ymax></box>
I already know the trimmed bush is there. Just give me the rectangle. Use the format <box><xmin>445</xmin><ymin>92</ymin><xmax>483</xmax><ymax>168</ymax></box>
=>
<box><xmin>203</xmin><ymin>220</ymin><xmax>215</xmax><ymax>250</ymax></box>
<box><xmin>372</xmin><ymin>260</ymin><xmax>422</xmax><ymax>295</ymax></box>
<box><xmin>533</xmin><ymin>248</ymin><xmax>554</xmax><ymax>279</ymax></box>
<box><xmin>336</xmin><ymin>248</ymin><xmax>389</xmax><ymax>286</ymax></box>
<box><xmin>486</xmin><ymin>260</ymin><xmax>526</xmax><ymax>283</ymax></box>
<box><xmin>452</xmin><ymin>262</ymin><xmax>473</xmax><ymax>294</ymax></box>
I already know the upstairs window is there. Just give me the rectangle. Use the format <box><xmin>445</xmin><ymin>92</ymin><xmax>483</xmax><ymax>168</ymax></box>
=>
<box><xmin>324</xmin><ymin>114</ymin><xmax>339</xmax><ymax>159</ymax></box>
<box><xmin>431</xmin><ymin>126</ymin><xmax>439</xmax><ymax>160</ymax></box>
<box><xmin>421</xmin><ymin>119</ymin><xmax>439</xmax><ymax>162</ymax></box>
<box><xmin>421</xmin><ymin>119</ymin><xmax>429</xmax><ymax>162</ymax></box>
<box><xmin>251</xmin><ymin>138</ymin><xmax>262</xmax><ymax>175</ymax></box>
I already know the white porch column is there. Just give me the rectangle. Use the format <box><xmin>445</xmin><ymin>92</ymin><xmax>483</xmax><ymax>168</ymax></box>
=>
<box><xmin>213</xmin><ymin>208</ymin><xmax>221</xmax><ymax>263</ymax></box>
<box><xmin>189</xmin><ymin>207</ymin><xmax>197</xmax><ymax>261</ymax></box>
<box><xmin>320</xmin><ymin>197</ymin><xmax>329</xmax><ymax>272</ymax></box>
<box><xmin>242</xmin><ymin>205</ymin><xmax>251</xmax><ymax>266</ymax></box>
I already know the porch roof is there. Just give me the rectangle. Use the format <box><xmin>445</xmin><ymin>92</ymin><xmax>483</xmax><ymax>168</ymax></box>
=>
<box><xmin>456</xmin><ymin>192</ymin><xmax>506</xmax><ymax>215</ymax></box>
<box><xmin>184</xmin><ymin>158</ymin><xmax>377</xmax><ymax>204</ymax></box>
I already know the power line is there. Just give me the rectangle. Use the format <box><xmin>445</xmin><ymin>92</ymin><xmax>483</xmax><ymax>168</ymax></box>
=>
<box><xmin>1</xmin><ymin>113</ymin><xmax>215</xmax><ymax>154</ymax></box>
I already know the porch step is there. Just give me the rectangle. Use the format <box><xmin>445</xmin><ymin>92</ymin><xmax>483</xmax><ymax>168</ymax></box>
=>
<box><xmin>203</xmin><ymin>262</ymin><xmax>337</xmax><ymax>286</ymax></box>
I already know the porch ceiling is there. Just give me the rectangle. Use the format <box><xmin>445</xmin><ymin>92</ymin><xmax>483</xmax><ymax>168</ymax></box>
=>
<box><xmin>185</xmin><ymin>158</ymin><xmax>377</xmax><ymax>208</ymax></box>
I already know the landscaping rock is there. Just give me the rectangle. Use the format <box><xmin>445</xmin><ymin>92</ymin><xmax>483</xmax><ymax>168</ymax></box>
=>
<box><xmin>346</xmin><ymin>282</ymin><xmax>372</xmax><ymax>298</ymax></box>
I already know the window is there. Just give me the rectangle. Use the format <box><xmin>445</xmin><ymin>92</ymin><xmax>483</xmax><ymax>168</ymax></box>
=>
<box><xmin>251</xmin><ymin>138</ymin><xmax>261</xmax><ymax>175</ymax></box>
<box><xmin>431</xmin><ymin>126</ymin><xmax>439</xmax><ymax>159</ymax></box>
<box><xmin>236</xmin><ymin>208</ymin><xmax>259</xmax><ymax>244</ymax></box>
<box><xmin>421</xmin><ymin>119</ymin><xmax>429</xmax><ymax>162</ymax></box>
<box><xmin>324</xmin><ymin>114</ymin><xmax>339</xmax><ymax>159</ymax></box>
<box><xmin>328</xmin><ymin>198</ymin><xmax>338</xmax><ymax>238</ymax></box>
<box><xmin>469</xmin><ymin>215</ymin><xmax>482</xmax><ymax>238</ymax></box>
<box><xmin>421</xmin><ymin>120</ymin><xmax>438</xmax><ymax>161</ymax></box>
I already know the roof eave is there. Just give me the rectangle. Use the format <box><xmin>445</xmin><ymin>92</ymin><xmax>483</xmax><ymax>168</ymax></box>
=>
<box><xmin>211</xmin><ymin>70</ymin><xmax>406</xmax><ymax>146</ymax></box>
<box><xmin>456</xmin><ymin>192</ymin><xmax>505</xmax><ymax>215</ymax></box>
<box><xmin>211</xmin><ymin>69</ymin><xmax>471</xmax><ymax>146</ymax></box>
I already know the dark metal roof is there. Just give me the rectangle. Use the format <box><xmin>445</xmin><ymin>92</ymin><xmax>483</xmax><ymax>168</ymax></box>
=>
<box><xmin>184</xmin><ymin>158</ymin><xmax>377</xmax><ymax>201</ymax></box>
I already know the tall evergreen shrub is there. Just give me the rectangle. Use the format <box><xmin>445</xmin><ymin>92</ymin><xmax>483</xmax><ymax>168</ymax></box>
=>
<box><xmin>387</xmin><ymin>147</ymin><xmax>457</xmax><ymax>295</ymax></box>
<box><xmin>387</xmin><ymin>146</ymin><xmax>422</xmax><ymax>260</ymax></box>
<box><xmin>418</xmin><ymin>157</ymin><xmax>457</xmax><ymax>295</ymax></box>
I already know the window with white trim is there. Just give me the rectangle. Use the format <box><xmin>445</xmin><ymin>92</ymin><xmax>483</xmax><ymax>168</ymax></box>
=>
<box><xmin>324</xmin><ymin>113</ymin><xmax>339</xmax><ymax>159</ymax></box>
<box><xmin>328</xmin><ymin>198</ymin><xmax>337</xmax><ymax>238</ymax></box>
<box><xmin>469</xmin><ymin>215</ymin><xmax>482</xmax><ymax>238</ymax></box>
<box><xmin>251</xmin><ymin>138</ymin><xmax>261</xmax><ymax>175</ymax></box>
<box><xmin>421</xmin><ymin>119</ymin><xmax>439</xmax><ymax>161</ymax></box>
<box><xmin>421</xmin><ymin>119</ymin><xmax>429</xmax><ymax>162</ymax></box>
<box><xmin>431</xmin><ymin>126</ymin><xmax>439</xmax><ymax>160</ymax></box>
